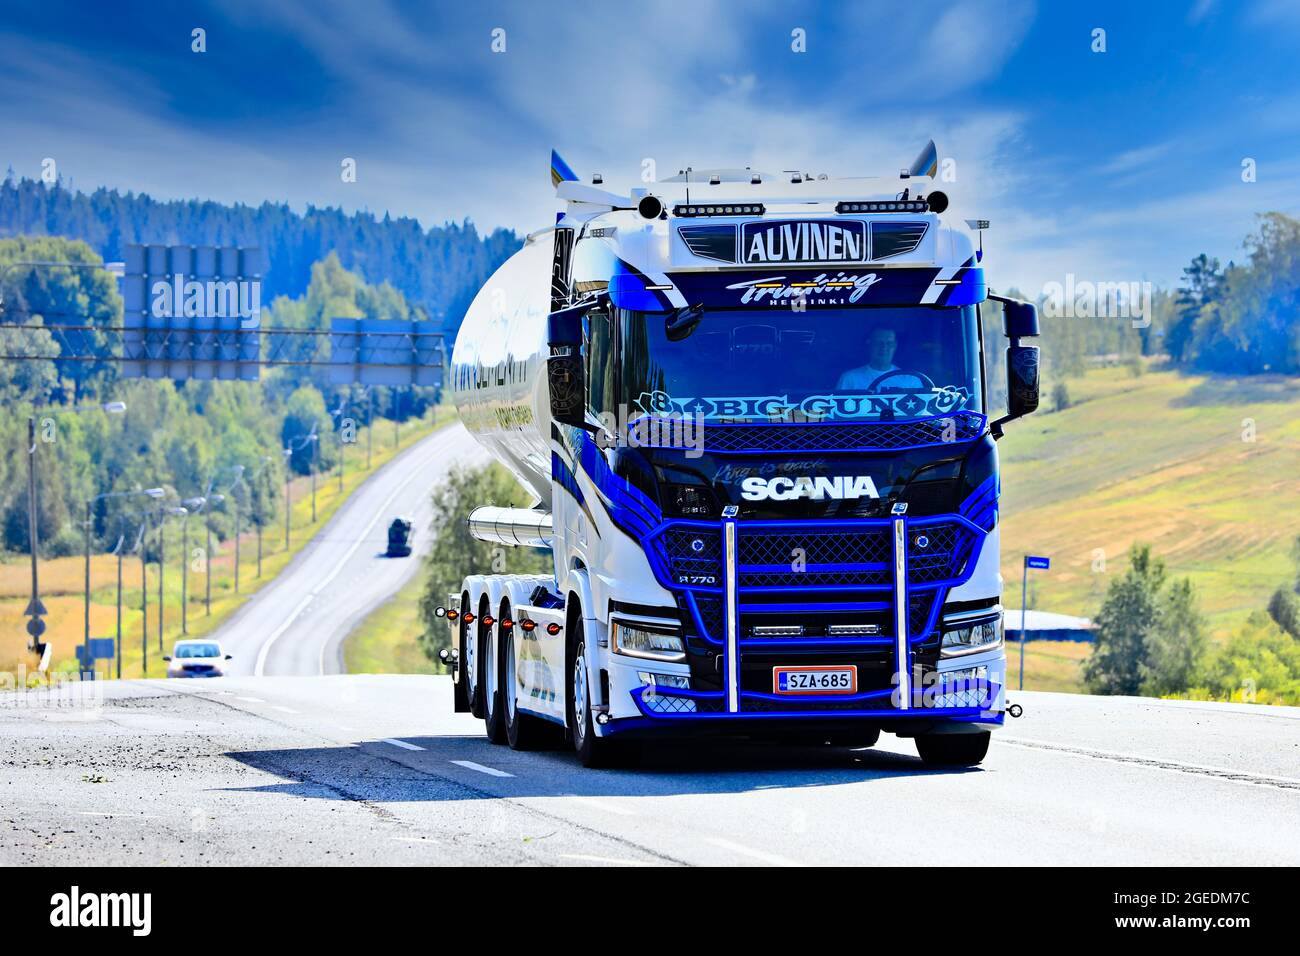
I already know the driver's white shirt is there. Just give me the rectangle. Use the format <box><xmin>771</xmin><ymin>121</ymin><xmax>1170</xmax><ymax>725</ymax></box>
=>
<box><xmin>837</xmin><ymin>363</ymin><xmax>899</xmax><ymax>390</ymax></box>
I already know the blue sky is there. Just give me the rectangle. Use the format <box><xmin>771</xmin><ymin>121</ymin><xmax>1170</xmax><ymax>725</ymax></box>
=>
<box><xmin>2</xmin><ymin>0</ymin><xmax>1299</xmax><ymax>294</ymax></box>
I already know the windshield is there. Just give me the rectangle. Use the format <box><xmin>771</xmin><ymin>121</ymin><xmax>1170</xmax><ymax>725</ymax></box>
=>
<box><xmin>175</xmin><ymin>643</ymin><xmax>221</xmax><ymax>659</ymax></box>
<box><xmin>611</xmin><ymin>306</ymin><xmax>983</xmax><ymax>423</ymax></box>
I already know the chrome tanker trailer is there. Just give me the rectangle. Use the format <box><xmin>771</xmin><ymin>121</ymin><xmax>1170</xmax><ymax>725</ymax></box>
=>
<box><xmin>438</xmin><ymin>144</ymin><xmax>1041</xmax><ymax>767</ymax></box>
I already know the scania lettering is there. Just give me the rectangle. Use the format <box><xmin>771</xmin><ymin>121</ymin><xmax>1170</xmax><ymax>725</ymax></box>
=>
<box><xmin>442</xmin><ymin>143</ymin><xmax>1041</xmax><ymax>767</ymax></box>
<box><xmin>740</xmin><ymin>475</ymin><xmax>879</xmax><ymax>501</ymax></box>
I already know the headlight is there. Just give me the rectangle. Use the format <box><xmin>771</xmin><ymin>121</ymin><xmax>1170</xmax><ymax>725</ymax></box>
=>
<box><xmin>941</xmin><ymin>615</ymin><xmax>1002</xmax><ymax>657</ymax></box>
<box><xmin>611</xmin><ymin>620</ymin><xmax>686</xmax><ymax>662</ymax></box>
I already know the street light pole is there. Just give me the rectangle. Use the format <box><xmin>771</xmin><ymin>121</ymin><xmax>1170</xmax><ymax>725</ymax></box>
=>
<box><xmin>26</xmin><ymin>416</ymin><xmax>44</xmax><ymax>651</ymax></box>
<box><xmin>83</xmin><ymin>499</ymin><xmax>92</xmax><ymax>680</ymax></box>
<box><xmin>115</xmin><ymin>527</ymin><xmax>124</xmax><ymax>679</ymax></box>
<box><xmin>28</xmin><ymin>400</ymin><xmax>127</xmax><ymax>672</ymax></box>
<box><xmin>250</xmin><ymin>455</ymin><xmax>273</xmax><ymax>579</ymax></box>
<box><xmin>234</xmin><ymin>493</ymin><xmax>241</xmax><ymax>594</ymax></box>
<box><xmin>1017</xmin><ymin>554</ymin><xmax>1051</xmax><ymax>691</ymax></box>
<box><xmin>141</xmin><ymin>510</ymin><xmax>149</xmax><ymax>677</ymax></box>
<box><xmin>1019</xmin><ymin>561</ymin><xmax>1028</xmax><ymax>692</ymax></box>
<box><xmin>217</xmin><ymin>465</ymin><xmax>245</xmax><ymax>597</ymax></box>
<box><xmin>157</xmin><ymin>508</ymin><xmax>165</xmax><ymax>652</ymax></box>
<box><xmin>181</xmin><ymin>511</ymin><xmax>189</xmax><ymax>635</ymax></box>
<box><xmin>283</xmin><ymin>448</ymin><xmax>292</xmax><ymax>548</ymax></box>
<box><xmin>311</xmin><ymin>434</ymin><xmax>318</xmax><ymax>522</ymax></box>
<box><xmin>83</xmin><ymin>485</ymin><xmax>162</xmax><ymax>678</ymax></box>
<box><xmin>206</xmin><ymin>502</ymin><xmax>213</xmax><ymax>616</ymax></box>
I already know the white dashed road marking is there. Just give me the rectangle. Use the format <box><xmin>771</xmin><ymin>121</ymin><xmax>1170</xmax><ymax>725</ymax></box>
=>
<box><xmin>450</xmin><ymin>759</ymin><xmax>514</xmax><ymax>778</ymax></box>
<box><xmin>557</xmin><ymin>853</ymin><xmax>658</xmax><ymax>866</ymax></box>
<box><xmin>382</xmin><ymin>738</ymin><xmax>425</xmax><ymax>751</ymax></box>
<box><xmin>706</xmin><ymin>837</ymin><xmax>803</xmax><ymax>867</ymax></box>
<box><xmin>565</xmin><ymin>795</ymin><xmax>636</xmax><ymax>816</ymax></box>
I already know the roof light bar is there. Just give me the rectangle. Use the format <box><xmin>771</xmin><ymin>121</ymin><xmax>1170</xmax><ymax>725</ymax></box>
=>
<box><xmin>837</xmin><ymin>200</ymin><xmax>929</xmax><ymax>214</ymax></box>
<box><xmin>673</xmin><ymin>203</ymin><xmax>765</xmax><ymax>217</ymax></box>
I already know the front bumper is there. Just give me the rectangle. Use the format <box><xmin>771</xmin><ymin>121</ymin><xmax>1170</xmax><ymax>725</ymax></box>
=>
<box><xmin>604</xmin><ymin>666</ymin><xmax>1002</xmax><ymax>737</ymax></box>
<box><xmin>598</xmin><ymin>508</ymin><xmax>1004</xmax><ymax>736</ymax></box>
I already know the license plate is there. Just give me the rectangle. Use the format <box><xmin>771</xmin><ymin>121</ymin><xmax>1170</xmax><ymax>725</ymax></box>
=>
<box><xmin>772</xmin><ymin>665</ymin><xmax>858</xmax><ymax>695</ymax></box>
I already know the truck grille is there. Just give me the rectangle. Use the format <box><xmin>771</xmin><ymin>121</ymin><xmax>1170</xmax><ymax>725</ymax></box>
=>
<box><xmin>655</xmin><ymin>521</ymin><xmax>974</xmax><ymax>592</ymax></box>
<box><xmin>679</xmin><ymin>591</ymin><xmax>942</xmax><ymax>644</ymax></box>
<box><xmin>627</xmin><ymin>412</ymin><xmax>986</xmax><ymax>454</ymax></box>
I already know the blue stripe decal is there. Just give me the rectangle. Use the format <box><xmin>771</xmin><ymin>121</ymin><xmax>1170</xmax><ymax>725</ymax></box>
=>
<box><xmin>937</xmin><ymin>267</ymin><xmax>986</xmax><ymax>306</ymax></box>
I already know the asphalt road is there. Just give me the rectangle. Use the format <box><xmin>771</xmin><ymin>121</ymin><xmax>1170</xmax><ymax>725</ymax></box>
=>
<box><xmin>209</xmin><ymin>423</ymin><xmax>485</xmax><ymax>677</ymax></box>
<box><xmin>2</xmin><ymin>676</ymin><xmax>1297</xmax><ymax>866</ymax></box>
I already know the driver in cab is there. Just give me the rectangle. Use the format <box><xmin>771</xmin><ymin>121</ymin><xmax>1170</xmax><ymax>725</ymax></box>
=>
<box><xmin>837</xmin><ymin>327</ymin><xmax>923</xmax><ymax>390</ymax></box>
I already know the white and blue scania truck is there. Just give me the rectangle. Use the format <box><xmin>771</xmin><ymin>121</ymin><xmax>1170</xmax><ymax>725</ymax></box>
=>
<box><xmin>439</xmin><ymin>142</ymin><xmax>1040</xmax><ymax>767</ymax></box>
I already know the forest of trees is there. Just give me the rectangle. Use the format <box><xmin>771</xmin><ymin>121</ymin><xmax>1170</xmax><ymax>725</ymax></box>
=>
<box><xmin>1084</xmin><ymin>543</ymin><xmax>1300</xmax><ymax>705</ymax></box>
<box><xmin>0</xmin><ymin>174</ymin><xmax>520</xmax><ymax>330</ymax></box>
<box><xmin>0</xmin><ymin>234</ymin><xmax>501</xmax><ymax>562</ymax></box>
<box><xmin>416</xmin><ymin>463</ymin><xmax>550</xmax><ymax>666</ymax></box>
<box><xmin>981</xmin><ymin>212</ymin><xmax>1300</xmax><ymax>408</ymax></box>
<box><xmin>1159</xmin><ymin>213</ymin><xmax>1300</xmax><ymax>374</ymax></box>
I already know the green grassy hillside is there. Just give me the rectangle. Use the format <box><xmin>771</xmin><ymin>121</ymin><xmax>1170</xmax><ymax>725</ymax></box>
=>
<box><xmin>997</xmin><ymin>365</ymin><xmax>1300</xmax><ymax>689</ymax></box>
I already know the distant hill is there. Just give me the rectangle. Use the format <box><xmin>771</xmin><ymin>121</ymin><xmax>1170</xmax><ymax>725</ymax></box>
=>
<box><xmin>0</xmin><ymin>175</ymin><xmax>520</xmax><ymax>328</ymax></box>
<box><xmin>999</xmin><ymin>364</ymin><xmax>1300</xmax><ymax>637</ymax></box>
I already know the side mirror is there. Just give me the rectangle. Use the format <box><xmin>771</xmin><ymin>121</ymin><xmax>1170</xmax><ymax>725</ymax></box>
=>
<box><xmin>225</xmin><ymin>654</ymin><xmax>233</xmax><ymax>660</ymax></box>
<box><xmin>547</xmin><ymin>348</ymin><xmax>585</xmax><ymax>427</ymax></box>
<box><xmin>988</xmin><ymin>295</ymin><xmax>1041</xmax><ymax>439</ymax></box>
<box><xmin>1006</xmin><ymin>344</ymin><xmax>1040</xmax><ymax>419</ymax></box>
<box><xmin>162</xmin><ymin>656</ymin><xmax>171</xmax><ymax>662</ymax></box>
<box><xmin>547</xmin><ymin>300</ymin><xmax>590</xmax><ymax>428</ymax></box>
<box><xmin>1001</xmin><ymin>298</ymin><xmax>1040</xmax><ymax>338</ymax></box>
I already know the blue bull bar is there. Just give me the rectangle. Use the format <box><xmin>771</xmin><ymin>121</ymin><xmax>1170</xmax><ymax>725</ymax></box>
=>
<box><xmin>623</xmin><ymin>511</ymin><xmax>1000</xmax><ymax>724</ymax></box>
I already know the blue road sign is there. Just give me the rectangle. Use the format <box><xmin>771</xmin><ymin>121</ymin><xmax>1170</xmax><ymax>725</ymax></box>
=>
<box><xmin>1025</xmin><ymin>555</ymin><xmax>1051</xmax><ymax>570</ymax></box>
<box><xmin>76</xmin><ymin>638</ymin><xmax>116</xmax><ymax>664</ymax></box>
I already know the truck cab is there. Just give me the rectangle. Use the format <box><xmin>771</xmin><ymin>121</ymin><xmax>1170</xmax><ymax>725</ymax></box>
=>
<box><xmin>446</xmin><ymin>146</ymin><xmax>1040</xmax><ymax>766</ymax></box>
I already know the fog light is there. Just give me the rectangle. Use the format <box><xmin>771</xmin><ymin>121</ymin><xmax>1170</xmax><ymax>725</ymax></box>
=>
<box><xmin>637</xmin><ymin>671</ymin><xmax>690</xmax><ymax>690</ymax></box>
<box><xmin>611</xmin><ymin>620</ymin><xmax>686</xmax><ymax>662</ymax></box>
<box><xmin>939</xmin><ymin>664</ymin><xmax>989</xmax><ymax>685</ymax></box>
<box><xmin>941</xmin><ymin>615</ymin><xmax>1002</xmax><ymax>657</ymax></box>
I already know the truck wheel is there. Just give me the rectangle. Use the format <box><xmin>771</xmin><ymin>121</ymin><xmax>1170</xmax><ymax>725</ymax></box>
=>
<box><xmin>915</xmin><ymin>731</ymin><xmax>990</xmax><ymax>767</ymax></box>
<box><xmin>465</xmin><ymin>592</ymin><xmax>483</xmax><ymax>718</ymax></box>
<box><xmin>481</xmin><ymin>602</ymin><xmax>506</xmax><ymax>745</ymax></box>
<box><xmin>569</xmin><ymin>626</ymin><xmax>630</xmax><ymax>768</ymax></box>
<box><xmin>453</xmin><ymin>592</ymin><xmax>472</xmax><ymax>713</ymax></box>
<box><xmin>505</xmin><ymin>625</ymin><xmax>551</xmax><ymax>750</ymax></box>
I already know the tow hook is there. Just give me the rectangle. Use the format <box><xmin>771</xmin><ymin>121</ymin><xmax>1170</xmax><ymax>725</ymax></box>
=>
<box><xmin>1007</xmin><ymin>702</ymin><xmax>1024</xmax><ymax>718</ymax></box>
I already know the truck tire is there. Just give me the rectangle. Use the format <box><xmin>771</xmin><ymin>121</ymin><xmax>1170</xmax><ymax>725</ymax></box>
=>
<box><xmin>454</xmin><ymin>591</ymin><xmax>472</xmax><ymax>713</ymax></box>
<box><xmin>568</xmin><ymin>623</ymin><xmax>633</xmax><ymax>768</ymax></box>
<box><xmin>480</xmin><ymin>597</ymin><xmax>506</xmax><ymax>745</ymax></box>
<box><xmin>915</xmin><ymin>730</ymin><xmax>990</xmax><ymax>767</ymax></box>
<box><xmin>504</xmin><ymin>624</ymin><xmax>553</xmax><ymax>750</ymax></box>
<box><xmin>463</xmin><ymin>591</ymin><xmax>482</xmax><ymax>718</ymax></box>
